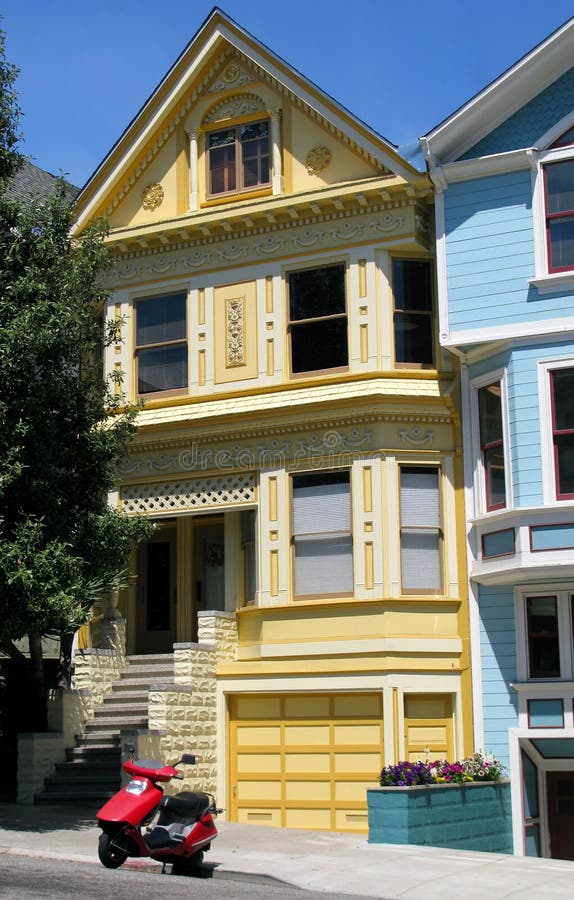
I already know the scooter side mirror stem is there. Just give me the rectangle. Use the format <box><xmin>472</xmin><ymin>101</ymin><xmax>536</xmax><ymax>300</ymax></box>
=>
<box><xmin>179</xmin><ymin>753</ymin><xmax>196</xmax><ymax>765</ymax></box>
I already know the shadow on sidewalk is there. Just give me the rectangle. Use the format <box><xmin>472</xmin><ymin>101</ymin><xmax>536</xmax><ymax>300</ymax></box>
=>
<box><xmin>0</xmin><ymin>802</ymin><xmax>98</xmax><ymax>833</ymax></box>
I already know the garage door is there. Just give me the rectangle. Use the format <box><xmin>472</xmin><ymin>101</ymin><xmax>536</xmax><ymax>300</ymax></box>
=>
<box><xmin>404</xmin><ymin>694</ymin><xmax>454</xmax><ymax>762</ymax></box>
<box><xmin>229</xmin><ymin>693</ymin><xmax>383</xmax><ymax>832</ymax></box>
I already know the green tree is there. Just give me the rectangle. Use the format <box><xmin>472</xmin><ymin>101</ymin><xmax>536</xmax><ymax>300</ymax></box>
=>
<box><xmin>0</xmin><ymin>30</ymin><xmax>152</xmax><ymax>726</ymax></box>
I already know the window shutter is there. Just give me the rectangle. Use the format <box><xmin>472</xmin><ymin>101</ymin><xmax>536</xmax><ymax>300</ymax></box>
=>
<box><xmin>400</xmin><ymin>467</ymin><xmax>441</xmax><ymax>591</ymax></box>
<box><xmin>292</xmin><ymin>474</ymin><xmax>352</xmax><ymax>596</ymax></box>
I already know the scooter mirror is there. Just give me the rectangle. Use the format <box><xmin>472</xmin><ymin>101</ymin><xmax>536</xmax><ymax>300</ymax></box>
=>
<box><xmin>180</xmin><ymin>753</ymin><xmax>196</xmax><ymax>765</ymax></box>
<box><xmin>123</xmin><ymin>743</ymin><xmax>135</xmax><ymax>755</ymax></box>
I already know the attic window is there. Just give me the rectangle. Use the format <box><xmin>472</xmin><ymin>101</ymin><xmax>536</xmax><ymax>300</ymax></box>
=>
<box><xmin>207</xmin><ymin>120</ymin><xmax>270</xmax><ymax>197</ymax></box>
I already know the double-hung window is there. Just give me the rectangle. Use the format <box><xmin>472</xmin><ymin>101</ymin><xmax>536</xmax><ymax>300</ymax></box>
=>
<box><xmin>288</xmin><ymin>264</ymin><xmax>348</xmax><ymax>375</ymax></box>
<box><xmin>550</xmin><ymin>367</ymin><xmax>574</xmax><ymax>499</ymax></box>
<box><xmin>135</xmin><ymin>292</ymin><xmax>188</xmax><ymax>396</ymax></box>
<box><xmin>478</xmin><ymin>382</ymin><xmax>506</xmax><ymax>510</ymax></box>
<box><xmin>399</xmin><ymin>466</ymin><xmax>442</xmax><ymax>593</ymax></box>
<box><xmin>207</xmin><ymin>120</ymin><xmax>270</xmax><ymax>197</ymax></box>
<box><xmin>540</xmin><ymin>126</ymin><xmax>574</xmax><ymax>274</ymax></box>
<box><xmin>292</xmin><ymin>471</ymin><xmax>353</xmax><ymax>598</ymax></box>
<box><xmin>520</xmin><ymin>589</ymin><xmax>574</xmax><ymax>681</ymax></box>
<box><xmin>392</xmin><ymin>259</ymin><xmax>434</xmax><ymax>366</ymax></box>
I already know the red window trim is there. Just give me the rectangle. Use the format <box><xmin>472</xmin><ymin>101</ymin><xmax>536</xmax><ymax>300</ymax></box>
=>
<box><xmin>478</xmin><ymin>382</ymin><xmax>506</xmax><ymax>512</ymax></box>
<box><xmin>543</xmin><ymin>157</ymin><xmax>574</xmax><ymax>274</ymax></box>
<box><xmin>550</xmin><ymin>369</ymin><xmax>574</xmax><ymax>500</ymax></box>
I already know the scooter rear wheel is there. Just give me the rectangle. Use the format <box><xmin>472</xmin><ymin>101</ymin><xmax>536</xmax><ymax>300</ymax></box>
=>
<box><xmin>98</xmin><ymin>831</ymin><xmax>129</xmax><ymax>869</ymax></box>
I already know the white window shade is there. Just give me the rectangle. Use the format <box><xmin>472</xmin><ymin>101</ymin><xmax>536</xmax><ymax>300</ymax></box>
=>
<box><xmin>400</xmin><ymin>467</ymin><xmax>441</xmax><ymax>592</ymax></box>
<box><xmin>293</xmin><ymin>480</ymin><xmax>351</xmax><ymax>534</ymax></box>
<box><xmin>292</xmin><ymin>473</ymin><xmax>352</xmax><ymax>597</ymax></box>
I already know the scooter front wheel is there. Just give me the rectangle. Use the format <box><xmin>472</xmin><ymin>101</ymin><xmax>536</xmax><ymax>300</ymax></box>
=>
<box><xmin>98</xmin><ymin>831</ymin><xmax>129</xmax><ymax>869</ymax></box>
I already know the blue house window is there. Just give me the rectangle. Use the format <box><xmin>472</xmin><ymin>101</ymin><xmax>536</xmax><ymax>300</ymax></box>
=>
<box><xmin>478</xmin><ymin>382</ymin><xmax>506</xmax><ymax>510</ymax></box>
<box><xmin>544</xmin><ymin>128</ymin><xmax>574</xmax><ymax>273</ymax></box>
<box><xmin>550</xmin><ymin>368</ymin><xmax>574</xmax><ymax>499</ymax></box>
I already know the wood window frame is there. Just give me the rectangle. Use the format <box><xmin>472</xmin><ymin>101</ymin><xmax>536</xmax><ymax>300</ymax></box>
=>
<box><xmin>550</xmin><ymin>368</ymin><xmax>574</xmax><ymax>500</ymax></box>
<box><xmin>543</xmin><ymin>129</ymin><xmax>574</xmax><ymax>274</ymax></box>
<box><xmin>526</xmin><ymin>595</ymin><xmax>561</xmax><ymax>679</ymax></box>
<box><xmin>205</xmin><ymin>117</ymin><xmax>271</xmax><ymax>200</ymax></box>
<box><xmin>391</xmin><ymin>257</ymin><xmax>435</xmax><ymax>369</ymax></box>
<box><xmin>287</xmin><ymin>262</ymin><xmax>349</xmax><ymax>378</ymax></box>
<box><xmin>134</xmin><ymin>291</ymin><xmax>188</xmax><ymax>399</ymax></box>
<box><xmin>477</xmin><ymin>381</ymin><xmax>506</xmax><ymax>511</ymax></box>
<box><xmin>290</xmin><ymin>469</ymin><xmax>353</xmax><ymax>601</ymax></box>
<box><xmin>399</xmin><ymin>464</ymin><xmax>443</xmax><ymax>595</ymax></box>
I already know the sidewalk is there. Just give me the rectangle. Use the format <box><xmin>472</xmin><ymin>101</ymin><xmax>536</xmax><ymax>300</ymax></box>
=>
<box><xmin>1</xmin><ymin>802</ymin><xmax>574</xmax><ymax>898</ymax></box>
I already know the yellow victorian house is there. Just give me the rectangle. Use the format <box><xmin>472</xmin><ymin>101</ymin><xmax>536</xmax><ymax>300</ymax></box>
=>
<box><xmin>31</xmin><ymin>9</ymin><xmax>473</xmax><ymax>830</ymax></box>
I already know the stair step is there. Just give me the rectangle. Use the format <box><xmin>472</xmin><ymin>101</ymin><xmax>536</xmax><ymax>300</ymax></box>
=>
<box><xmin>112</xmin><ymin>677</ymin><xmax>174</xmax><ymax>690</ymax></box>
<box><xmin>45</xmin><ymin>773</ymin><xmax>121</xmax><ymax>787</ymax></box>
<box><xmin>76</xmin><ymin>734</ymin><xmax>122</xmax><ymax>747</ymax></box>
<box><xmin>103</xmin><ymin>691</ymin><xmax>149</xmax><ymax>703</ymax></box>
<box><xmin>97</xmin><ymin>703</ymin><xmax>149</xmax><ymax>716</ymax></box>
<box><xmin>119</xmin><ymin>666</ymin><xmax>173</xmax><ymax>681</ymax></box>
<box><xmin>126</xmin><ymin>654</ymin><xmax>174</xmax><ymax>664</ymax></box>
<box><xmin>35</xmin><ymin>790</ymin><xmax>115</xmax><ymax>803</ymax></box>
<box><xmin>56</xmin><ymin>760</ymin><xmax>119</xmax><ymax>774</ymax></box>
<box><xmin>85</xmin><ymin>717</ymin><xmax>147</xmax><ymax>731</ymax></box>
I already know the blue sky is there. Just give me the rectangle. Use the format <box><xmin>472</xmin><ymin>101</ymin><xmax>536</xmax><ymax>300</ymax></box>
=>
<box><xmin>2</xmin><ymin>2</ymin><xmax>573</xmax><ymax>188</ymax></box>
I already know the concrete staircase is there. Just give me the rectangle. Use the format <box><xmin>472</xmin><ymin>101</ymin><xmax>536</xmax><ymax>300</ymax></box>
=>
<box><xmin>35</xmin><ymin>654</ymin><xmax>174</xmax><ymax>805</ymax></box>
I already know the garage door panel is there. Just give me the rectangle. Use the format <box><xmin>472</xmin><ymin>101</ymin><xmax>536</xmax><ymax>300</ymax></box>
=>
<box><xmin>236</xmin><ymin>725</ymin><xmax>281</xmax><ymax>746</ymax></box>
<box><xmin>333</xmin><ymin>723</ymin><xmax>381</xmax><ymax>745</ymax></box>
<box><xmin>285</xmin><ymin>753</ymin><xmax>331</xmax><ymax>773</ymax></box>
<box><xmin>404</xmin><ymin>694</ymin><xmax>454</xmax><ymax>761</ymax></box>
<box><xmin>285</xmin><ymin>696</ymin><xmax>330</xmax><ymax>718</ymax></box>
<box><xmin>236</xmin><ymin>697</ymin><xmax>282</xmax><ymax>718</ymax></box>
<box><xmin>334</xmin><ymin>752</ymin><xmax>380</xmax><ymax>773</ymax></box>
<box><xmin>229</xmin><ymin>693</ymin><xmax>383</xmax><ymax>833</ymax></box>
<box><xmin>237</xmin><ymin>753</ymin><xmax>281</xmax><ymax>773</ymax></box>
<box><xmin>237</xmin><ymin>780</ymin><xmax>282</xmax><ymax>801</ymax></box>
<box><xmin>284</xmin><ymin>724</ymin><xmax>330</xmax><ymax>745</ymax></box>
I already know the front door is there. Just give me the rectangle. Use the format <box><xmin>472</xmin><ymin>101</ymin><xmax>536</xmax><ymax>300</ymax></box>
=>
<box><xmin>193</xmin><ymin>519</ymin><xmax>225</xmax><ymax>639</ymax></box>
<box><xmin>136</xmin><ymin>526</ymin><xmax>177</xmax><ymax>653</ymax></box>
<box><xmin>547</xmin><ymin>771</ymin><xmax>574</xmax><ymax>860</ymax></box>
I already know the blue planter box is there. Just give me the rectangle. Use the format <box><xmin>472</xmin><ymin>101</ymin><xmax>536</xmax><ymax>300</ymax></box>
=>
<box><xmin>367</xmin><ymin>781</ymin><xmax>512</xmax><ymax>854</ymax></box>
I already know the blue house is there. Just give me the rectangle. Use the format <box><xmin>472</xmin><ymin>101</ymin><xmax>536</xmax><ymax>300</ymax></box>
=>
<box><xmin>422</xmin><ymin>18</ymin><xmax>574</xmax><ymax>860</ymax></box>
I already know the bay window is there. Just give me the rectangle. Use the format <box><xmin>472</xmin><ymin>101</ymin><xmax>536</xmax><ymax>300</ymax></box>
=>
<box><xmin>519</xmin><ymin>590</ymin><xmax>574</xmax><ymax>681</ymax></box>
<box><xmin>135</xmin><ymin>292</ymin><xmax>187</xmax><ymax>396</ymax></box>
<box><xmin>392</xmin><ymin>258</ymin><xmax>434</xmax><ymax>366</ymax></box>
<box><xmin>292</xmin><ymin>471</ymin><xmax>353</xmax><ymax>598</ymax></box>
<box><xmin>478</xmin><ymin>382</ymin><xmax>506</xmax><ymax>510</ymax></box>
<box><xmin>399</xmin><ymin>466</ymin><xmax>442</xmax><ymax>593</ymax></box>
<box><xmin>288</xmin><ymin>264</ymin><xmax>348</xmax><ymax>375</ymax></box>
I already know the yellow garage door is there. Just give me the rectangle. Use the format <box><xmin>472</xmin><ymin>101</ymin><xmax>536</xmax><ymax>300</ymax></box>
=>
<box><xmin>229</xmin><ymin>693</ymin><xmax>383</xmax><ymax>832</ymax></box>
<box><xmin>404</xmin><ymin>694</ymin><xmax>454</xmax><ymax>762</ymax></box>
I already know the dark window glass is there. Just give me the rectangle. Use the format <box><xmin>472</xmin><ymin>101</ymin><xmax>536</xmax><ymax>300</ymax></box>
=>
<box><xmin>135</xmin><ymin>293</ymin><xmax>187</xmax><ymax>395</ymax></box>
<box><xmin>545</xmin><ymin>159</ymin><xmax>574</xmax><ymax>271</ymax></box>
<box><xmin>392</xmin><ymin>259</ymin><xmax>434</xmax><ymax>365</ymax></box>
<box><xmin>478</xmin><ymin>383</ymin><xmax>506</xmax><ymax>510</ymax></box>
<box><xmin>527</xmin><ymin>596</ymin><xmax>560</xmax><ymax>678</ymax></box>
<box><xmin>288</xmin><ymin>265</ymin><xmax>347</xmax><ymax>374</ymax></box>
<box><xmin>552</xmin><ymin>369</ymin><xmax>574</xmax><ymax>497</ymax></box>
<box><xmin>207</xmin><ymin>120</ymin><xmax>270</xmax><ymax>196</ymax></box>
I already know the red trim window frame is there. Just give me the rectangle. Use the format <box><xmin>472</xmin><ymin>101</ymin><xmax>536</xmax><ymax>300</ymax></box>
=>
<box><xmin>543</xmin><ymin>127</ymin><xmax>574</xmax><ymax>274</ymax></box>
<box><xmin>550</xmin><ymin>368</ymin><xmax>574</xmax><ymax>500</ymax></box>
<box><xmin>477</xmin><ymin>382</ymin><xmax>506</xmax><ymax>511</ymax></box>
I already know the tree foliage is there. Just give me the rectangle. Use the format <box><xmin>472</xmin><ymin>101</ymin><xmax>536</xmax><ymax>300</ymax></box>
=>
<box><xmin>0</xmin><ymin>31</ymin><xmax>152</xmax><ymax>654</ymax></box>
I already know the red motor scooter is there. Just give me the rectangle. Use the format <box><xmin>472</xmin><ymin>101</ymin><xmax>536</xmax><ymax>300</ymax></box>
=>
<box><xmin>96</xmin><ymin>744</ymin><xmax>221</xmax><ymax>876</ymax></box>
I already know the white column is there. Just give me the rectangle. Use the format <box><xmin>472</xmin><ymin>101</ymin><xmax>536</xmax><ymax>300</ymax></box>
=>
<box><xmin>269</xmin><ymin>109</ymin><xmax>283</xmax><ymax>195</ymax></box>
<box><xmin>187</xmin><ymin>127</ymin><xmax>199</xmax><ymax>210</ymax></box>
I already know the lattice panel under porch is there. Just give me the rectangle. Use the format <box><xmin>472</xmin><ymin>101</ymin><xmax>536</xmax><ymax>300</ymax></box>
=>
<box><xmin>121</xmin><ymin>473</ymin><xmax>256</xmax><ymax>514</ymax></box>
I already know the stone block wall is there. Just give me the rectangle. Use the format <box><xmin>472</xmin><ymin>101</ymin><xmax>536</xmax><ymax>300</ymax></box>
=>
<box><xmin>197</xmin><ymin>610</ymin><xmax>238</xmax><ymax>662</ymax></box>
<box><xmin>73</xmin><ymin>647</ymin><xmax>126</xmax><ymax>713</ymax></box>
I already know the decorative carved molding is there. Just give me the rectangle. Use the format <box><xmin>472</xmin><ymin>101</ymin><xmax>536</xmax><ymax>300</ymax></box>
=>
<box><xmin>141</xmin><ymin>183</ymin><xmax>164</xmax><ymax>211</ymax></box>
<box><xmin>371</xmin><ymin>215</ymin><xmax>405</xmax><ymax>233</ymax></box>
<box><xmin>145</xmin><ymin>256</ymin><xmax>177</xmax><ymax>275</ymax></box>
<box><xmin>203</xmin><ymin>93</ymin><xmax>266</xmax><ymax>125</ymax></box>
<box><xmin>226</xmin><ymin>298</ymin><xmax>245</xmax><ymax>368</ymax></box>
<box><xmin>206</xmin><ymin>61</ymin><xmax>257</xmax><ymax>94</ymax></box>
<box><xmin>121</xmin><ymin>473</ymin><xmax>256</xmax><ymax>515</ymax></box>
<box><xmin>399</xmin><ymin>427</ymin><xmax>435</xmax><ymax>446</ymax></box>
<box><xmin>296</xmin><ymin>429</ymin><xmax>373</xmax><ymax>454</ymax></box>
<box><xmin>305</xmin><ymin>145</ymin><xmax>332</xmax><ymax>175</ymax></box>
<box><xmin>181</xmin><ymin>250</ymin><xmax>211</xmax><ymax>269</ymax></box>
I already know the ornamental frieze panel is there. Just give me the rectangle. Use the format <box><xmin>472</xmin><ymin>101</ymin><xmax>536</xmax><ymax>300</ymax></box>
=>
<box><xmin>108</xmin><ymin>203</ymin><xmax>423</xmax><ymax>287</ymax></box>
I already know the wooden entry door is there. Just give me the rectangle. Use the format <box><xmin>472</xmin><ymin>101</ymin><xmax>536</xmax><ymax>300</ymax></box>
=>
<box><xmin>193</xmin><ymin>519</ymin><xmax>225</xmax><ymax>639</ymax></box>
<box><xmin>547</xmin><ymin>772</ymin><xmax>574</xmax><ymax>860</ymax></box>
<box><xmin>136</xmin><ymin>527</ymin><xmax>177</xmax><ymax>654</ymax></box>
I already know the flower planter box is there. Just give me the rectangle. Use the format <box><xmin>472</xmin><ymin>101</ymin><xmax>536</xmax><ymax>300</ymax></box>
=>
<box><xmin>367</xmin><ymin>780</ymin><xmax>512</xmax><ymax>854</ymax></box>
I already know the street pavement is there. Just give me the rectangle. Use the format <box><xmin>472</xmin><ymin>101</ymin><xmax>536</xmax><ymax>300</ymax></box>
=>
<box><xmin>0</xmin><ymin>802</ymin><xmax>574</xmax><ymax>898</ymax></box>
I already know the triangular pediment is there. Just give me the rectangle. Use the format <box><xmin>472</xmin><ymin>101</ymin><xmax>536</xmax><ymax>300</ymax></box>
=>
<box><xmin>73</xmin><ymin>9</ymin><xmax>421</xmax><ymax>237</ymax></box>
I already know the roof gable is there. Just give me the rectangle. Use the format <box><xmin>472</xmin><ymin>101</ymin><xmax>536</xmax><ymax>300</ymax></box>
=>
<box><xmin>423</xmin><ymin>17</ymin><xmax>574</xmax><ymax>164</ymax></box>
<box><xmin>74</xmin><ymin>8</ymin><xmax>418</xmax><ymax>234</ymax></box>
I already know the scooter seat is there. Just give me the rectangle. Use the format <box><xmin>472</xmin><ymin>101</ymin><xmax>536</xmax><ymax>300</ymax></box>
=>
<box><xmin>160</xmin><ymin>791</ymin><xmax>211</xmax><ymax>820</ymax></box>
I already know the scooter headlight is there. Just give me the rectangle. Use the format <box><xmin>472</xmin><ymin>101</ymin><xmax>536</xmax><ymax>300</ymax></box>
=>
<box><xmin>126</xmin><ymin>779</ymin><xmax>148</xmax><ymax>795</ymax></box>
